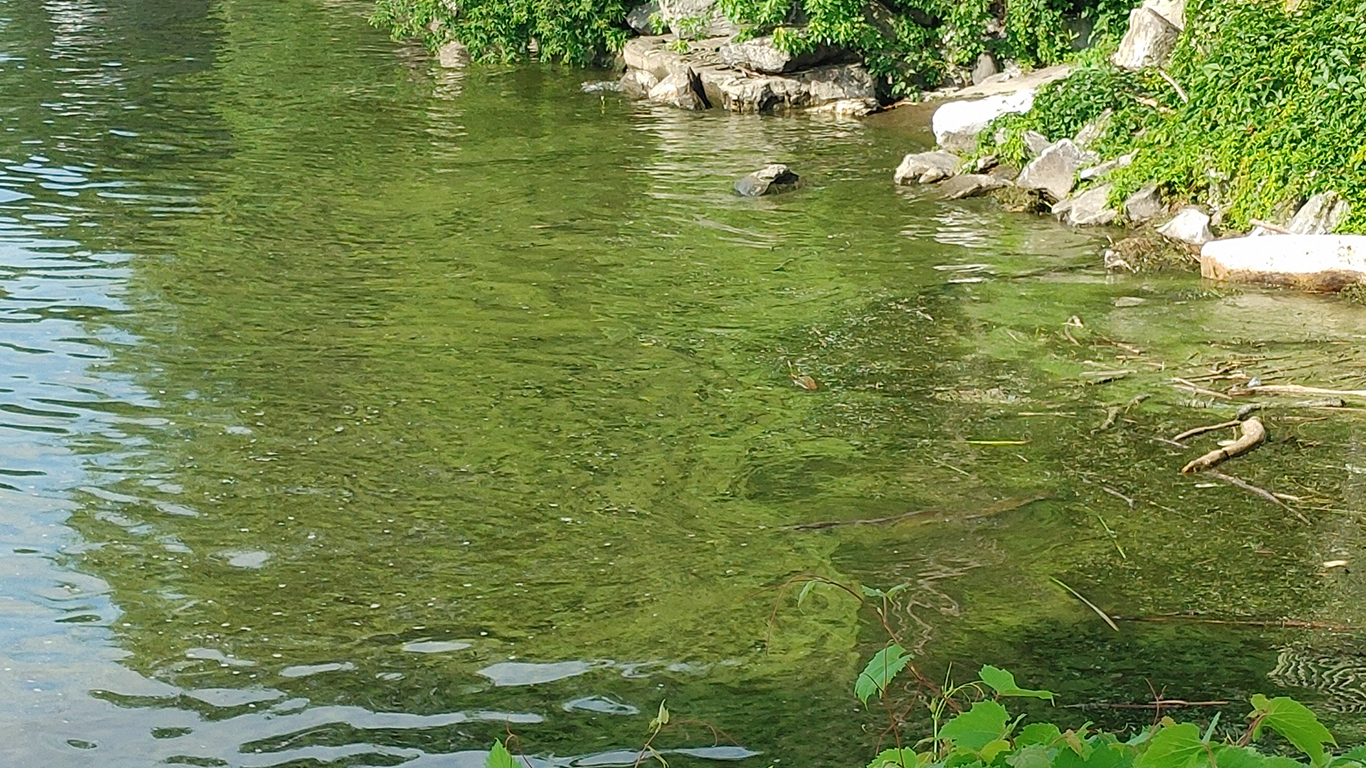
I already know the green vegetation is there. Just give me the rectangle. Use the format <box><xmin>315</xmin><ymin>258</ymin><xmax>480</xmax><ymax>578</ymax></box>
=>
<box><xmin>370</xmin><ymin>0</ymin><xmax>1136</xmax><ymax>93</ymax></box>
<box><xmin>984</xmin><ymin>0</ymin><xmax>1366</xmax><ymax>232</ymax></box>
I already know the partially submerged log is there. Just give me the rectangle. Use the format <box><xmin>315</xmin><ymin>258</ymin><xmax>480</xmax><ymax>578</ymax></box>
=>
<box><xmin>1180</xmin><ymin>417</ymin><xmax>1265</xmax><ymax>474</ymax></box>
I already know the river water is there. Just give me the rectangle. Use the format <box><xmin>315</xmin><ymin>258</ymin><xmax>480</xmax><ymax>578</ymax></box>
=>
<box><xmin>4</xmin><ymin>0</ymin><xmax>1366</xmax><ymax>765</ymax></box>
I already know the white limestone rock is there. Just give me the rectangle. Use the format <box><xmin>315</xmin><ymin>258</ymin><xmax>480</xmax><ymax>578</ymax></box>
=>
<box><xmin>1158</xmin><ymin>207</ymin><xmax>1213</xmax><ymax>245</ymax></box>
<box><xmin>932</xmin><ymin>91</ymin><xmax>1036</xmax><ymax>153</ymax></box>
<box><xmin>1201</xmin><ymin>235</ymin><xmax>1366</xmax><ymax>290</ymax></box>
<box><xmin>893</xmin><ymin>151</ymin><xmax>962</xmax><ymax>185</ymax></box>
<box><xmin>1016</xmin><ymin>139</ymin><xmax>1085</xmax><ymax>201</ymax></box>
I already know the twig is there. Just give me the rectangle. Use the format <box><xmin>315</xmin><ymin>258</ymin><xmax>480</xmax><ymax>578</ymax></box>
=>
<box><xmin>1110</xmin><ymin>614</ymin><xmax>1351</xmax><ymax>631</ymax></box>
<box><xmin>1172</xmin><ymin>420</ymin><xmax>1241</xmax><ymax>442</ymax></box>
<box><xmin>1202</xmin><ymin>468</ymin><xmax>1311</xmax><ymax>524</ymax></box>
<box><xmin>1244</xmin><ymin>383</ymin><xmax>1366</xmax><ymax>399</ymax></box>
<box><xmin>1101</xmin><ymin>485</ymin><xmax>1134</xmax><ymax>508</ymax></box>
<box><xmin>1050</xmin><ymin>577</ymin><xmax>1119</xmax><ymax>632</ymax></box>
<box><xmin>1249</xmin><ymin>218</ymin><xmax>1291</xmax><ymax>234</ymax></box>
<box><xmin>1181</xmin><ymin>417</ymin><xmax>1265</xmax><ymax>473</ymax></box>
<box><xmin>1171</xmin><ymin>377</ymin><xmax>1233</xmax><ymax>400</ymax></box>
<box><xmin>789</xmin><ymin>495</ymin><xmax>1047</xmax><ymax>530</ymax></box>
<box><xmin>1156</xmin><ymin>68</ymin><xmax>1189</xmax><ymax>102</ymax></box>
<box><xmin>1064</xmin><ymin>699</ymin><xmax>1229</xmax><ymax>710</ymax></box>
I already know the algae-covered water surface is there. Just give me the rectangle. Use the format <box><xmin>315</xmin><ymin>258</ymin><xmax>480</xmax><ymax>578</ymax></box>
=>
<box><xmin>4</xmin><ymin>0</ymin><xmax>1366</xmax><ymax>765</ymax></box>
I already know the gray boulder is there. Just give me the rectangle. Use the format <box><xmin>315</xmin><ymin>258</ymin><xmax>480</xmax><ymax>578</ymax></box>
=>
<box><xmin>1124</xmin><ymin>184</ymin><xmax>1164</xmax><ymax>224</ymax></box>
<box><xmin>1288</xmin><ymin>191</ymin><xmax>1350</xmax><ymax>234</ymax></box>
<box><xmin>940</xmin><ymin>174</ymin><xmax>1010</xmax><ymax>200</ymax></box>
<box><xmin>658</xmin><ymin>0</ymin><xmax>737</xmax><ymax>38</ymax></box>
<box><xmin>1158</xmin><ymin>206</ymin><xmax>1213</xmax><ymax>245</ymax></box>
<box><xmin>1079</xmin><ymin>152</ymin><xmax>1133</xmax><ymax>181</ymax></box>
<box><xmin>734</xmin><ymin>164</ymin><xmax>800</xmax><ymax>196</ymax></box>
<box><xmin>1055</xmin><ymin>184</ymin><xmax>1117</xmax><ymax>226</ymax></box>
<box><xmin>620</xmin><ymin>68</ymin><xmax>660</xmax><ymax>98</ymax></box>
<box><xmin>1074</xmin><ymin>109</ymin><xmax>1112</xmax><ymax>149</ymax></box>
<box><xmin>647</xmin><ymin>68</ymin><xmax>710</xmax><ymax>110</ymax></box>
<box><xmin>718</xmin><ymin>35</ymin><xmax>846</xmax><ymax>74</ymax></box>
<box><xmin>437</xmin><ymin>40</ymin><xmax>470</xmax><ymax>68</ymax></box>
<box><xmin>894</xmin><ymin>151</ymin><xmax>961</xmax><ymax>185</ymax></box>
<box><xmin>971</xmin><ymin>52</ymin><xmax>998</xmax><ymax>85</ymax></box>
<box><xmin>626</xmin><ymin>1</ymin><xmax>660</xmax><ymax>34</ymax></box>
<box><xmin>1112</xmin><ymin>1</ymin><xmax>1183</xmax><ymax>71</ymax></box>
<box><xmin>1016</xmin><ymin>139</ymin><xmax>1085</xmax><ymax>201</ymax></box>
<box><xmin>1023</xmin><ymin>131</ymin><xmax>1051</xmax><ymax>157</ymax></box>
<box><xmin>932</xmin><ymin>91</ymin><xmax>1037</xmax><ymax>153</ymax></box>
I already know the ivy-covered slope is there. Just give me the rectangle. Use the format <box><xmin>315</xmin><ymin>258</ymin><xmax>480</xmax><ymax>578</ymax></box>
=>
<box><xmin>987</xmin><ymin>0</ymin><xmax>1366</xmax><ymax>232</ymax></box>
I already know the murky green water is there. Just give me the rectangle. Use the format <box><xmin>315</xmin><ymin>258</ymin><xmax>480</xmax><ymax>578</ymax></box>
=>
<box><xmin>5</xmin><ymin>0</ymin><xmax>1366</xmax><ymax>765</ymax></box>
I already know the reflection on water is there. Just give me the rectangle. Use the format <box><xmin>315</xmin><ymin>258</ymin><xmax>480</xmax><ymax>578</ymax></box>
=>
<box><xmin>3</xmin><ymin>0</ymin><xmax>1366</xmax><ymax>765</ymax></box>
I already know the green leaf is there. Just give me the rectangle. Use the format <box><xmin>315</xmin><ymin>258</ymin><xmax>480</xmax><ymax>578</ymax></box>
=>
<box><xmin>1214</xmin><ymin>745</ymin><xmax>1303</xmax><ymax>768</ymax></box>
<box><xmin>861</xmin><ymin>585</ymin><xmax>886</xmax><ymax>599</ymax></box>
<box><xmin>1009</xmin><ymin>744</ymin><xmax>1054</xmax><ymax>768</ymax></box>
<box><xmin>487</xmin><ymin>740</ymin><xmax>518</xmax><ymax>768</ymax></box>
<box><xmin>1019</xmin><ymin>723</ymin><xmax>1063</xmax><ymax>747</ymax></box>
<box><xmin>797</xmin><ymin>580</ymin><xmax>818</xmax><ymax>608</ymax></box>
<box><xmin>940</xmin><ymin>701</ymin><xmax>1011</xmax><ymax>752</ymax></box>
<box><xmin>982</xmin><ymin>740</ymin><xmax>1015</xmax><ymax>763</ymax></box>
<box><xmin>649</xmin><ymin>700</ymin><xmax>670</xmax><ymax>731</ymax></box>
<box><xmin>868</xmin><ymin>748</ymin><xmax>918</xmax><ymax>768</ymax></box>
<box><xmin>980</xmin><ymin>665</ymin><xmax>1057</xmax><ymax>703</ymax></box>
<box><xmin>1134</xmin><ymin>723</ymin><xmax>1205</xmax><ymax>768</ymax></box>
<box><xmin>1250</xmin><ymin>695</ymin><xmax>1336</xmax><ymax>766</ymax></box>
<box><xmin>855</xmin><ymin>644</ymin><xmax>910</xmax><ymax>704</ymax></box>
<box><xmin>1329</xmin><ymin>746</ymin><xmax>1366</xmax><ymax>768</ymax></box>
<box><xmin>1055</xmin><ymin>736</ymin><xmax>1132</xmax><ymax>768</ymax></box>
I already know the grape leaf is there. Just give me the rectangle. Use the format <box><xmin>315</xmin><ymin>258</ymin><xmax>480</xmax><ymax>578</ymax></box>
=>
<box><xmin>1251</xmin><ymin>695</ymin><xmax>1336</xmax><ymax>766</ymax></box>
<box><xmin>980</xmin><ymin>665</ymin><xmax>1057</xmax><ymax>703</ymax></box>
<box><xmin>855</xmin><ymin>644</ymin><xmax>910</xmax><ymax>704</ymax></box>
<box><xmin>940</xmin><ymin>701</ymin><xmax>1011</xmax><ymax>752</ymax></box>
<box><xmin>487</xmin><ymin>740</ymin><xmax>518</xmax><ymax>768</ymax></box>
<box><xmin>1134</xmin><ymin>723</ymin><xmax>1205</xmax><ymax>768</ymax></box>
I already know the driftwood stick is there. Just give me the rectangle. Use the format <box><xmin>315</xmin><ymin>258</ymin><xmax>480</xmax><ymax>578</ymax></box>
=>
<box><xmin>1181</xmin><ymin>417</ymin><xmax>1265</xmax><ymax>473</ymax></box>
<box><xmin>1171</xmin><ymin>377</ymin><xmax>1233</xmax><ymax>400</ymax></box>
<box><xmin>1172</xmin><ymin>420</ymin><xmax>1241</xmax><ymax>442</ymax></box>
<box><xmin>1245</xmin><ymin>384</ymin><xmax>1366</xmax><ymax>399</ymax></box>
<box><xmin>1203</xmin><ymin>469</ymin><xmax>1311</xmax><ymax>524</ymax></box>
<box><xmin>1249</xmin><ymin>218</ymin><xmax>1291</xmax><ymax>234</ymax></box>
<box><xmin>1109</xmin><ymin>614</ymin><xmax>1350</xmax><ymax>631</ymax></box>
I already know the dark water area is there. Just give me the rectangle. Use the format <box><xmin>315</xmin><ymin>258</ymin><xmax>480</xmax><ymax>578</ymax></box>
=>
<box><xmin>4</xmin><ymin>0</ymin><xmax>1366</xmax><ymax>765</ymax></box>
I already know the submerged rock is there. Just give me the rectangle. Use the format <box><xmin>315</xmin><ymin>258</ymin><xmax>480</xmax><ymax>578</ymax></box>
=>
<box><xmin>939</xmin><ymin>174</ymin><xmax>1009</xmax><ymax>200</ymax></box>
<box><xmin>437</xmin><ymin>41</ymin><xmax>471</xmax><ymax>68</ymax></box>
<box><xmin>1287</xmin><ymin>191</ymin><xmax>1350</xmax><ymax>234</ymax></box>
<box><xmin>1016</xmin><ymin>139</ymin><xmax>1084</xmax><ymax>201</ymax></box>
<box><xmin>734</xmin><ymin>164</ymin><xmax>800</xmax><ymax>196</ymax></box>
<box><xmin>893</xmin><ymin>150</ymin><xmax>961</xmax><ymax>185</ymax></box>
<box><xmin>1201</xmin><ymin>234</ymin><xmax>1366</xmax><ymax>290</ymax></box>
<box><xmin>1157</xmin><ymin>206</ymin><xmax>1213</xmax><ymax>245</ymax></box>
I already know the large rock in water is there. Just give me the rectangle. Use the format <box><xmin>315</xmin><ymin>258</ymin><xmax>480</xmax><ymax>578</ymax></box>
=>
<box><xmin>932</xmin><ymin>91</ymin><xmax>1036</xmax><ymax>153</ymax></box>
<box><xmin>1112</xmin><ymin>0</ymin><xmax>1184</xmax><ymax>70</ymax></box>
<box><xmin>648</xmin><ymin>68</ymin><xmax>710</xmax><ymax>110</ymax></box>
<box><xmin>734</xmin><ymin>164</ymin><xmax>799</xmax><ymax>196</ymax></box>
<box><xmin>718</xmin><ymin>35</ymin><xmax>846</xmax><ymax>74</ymax></box>
<box><xmin>939</xmin><ymin>174</ymin><xmax>1009</xmax><ymax>200</ymax></box>
<box><xmin>893</xmin><ymin>151</ymin><xmax>961</xmax><ymax>185</ymax></box>
<box><xmin>1016</xmin><ymin>139</ymin><xmax>1084</xmax><ymax>201</ymax></box>
<box><xmin>1053</xmin><ymin>184</ymin><xmax>1117</xmax><ymax>226</ymax></box>
<box><xmin>1201</xmin><ymin>235</ymin><xmax>1366</xmax><ymax>290</ymax></box>
<box><xmin>658</xmin><ymin>0</ymin><xmax>737</xmax><ymax>38</ymax></box>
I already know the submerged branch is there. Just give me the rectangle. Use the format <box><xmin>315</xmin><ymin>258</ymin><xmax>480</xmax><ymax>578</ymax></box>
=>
<box><xmin>1181</xmin><ymin>417</ymin><xmax>1265</xmax><ymax>473</ymax></box>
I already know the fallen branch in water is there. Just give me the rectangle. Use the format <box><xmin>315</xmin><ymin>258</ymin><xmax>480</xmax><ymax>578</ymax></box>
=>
<box><xmin>1172</xmin><ymin>420</ymin><xmax>1241</xmax><ymax>443</ymax></box>
<box><xmin>1202</xmin><ymin>469</ymin><xmax>1310</xmax><ymax>524</ymax></box>
<box><xmin>1064</xmin><ymin>699</ymin><xmax>1229</xmax><ymax>710</ymax></box>
<box><xmin>1242</xmin><ymin>383</ymin><xmax>1366</xmax><ymax>399</ymax></box>
<box><xmin>1051</xmin><ymin>576</ymin><xmax>1119</xmax><ymax>632</ymax></box>
<box><xmin>1109</xmin><ymin>614</ymin><xmax>1352</xmax><ymax>631</ymax></box>
<box><xmin>789</xmin><ymin>495</ymin><xmax>1047</xmax><ymax>531</ymax></box>
<box><xmin>1181</xmin><ymin>417</ymin><xmax>1265</xmax><ymax>473</ymax></box>
<box><xmin>1171</xmin><ymin>377</ymin><xmax>1233</xmax><ymax>400</ymax></box>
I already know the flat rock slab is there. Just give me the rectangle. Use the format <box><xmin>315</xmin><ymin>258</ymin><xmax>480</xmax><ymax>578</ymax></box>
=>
<box><xmin>1202</xmin><ymin>235</ymin><xmax>1366</xmax><ymax>290</ymax></box>
<box><xmin>894</xmin><ymin>150</ymin><xmax>961</xmax><ymax>185</ymax></box>
<box><xmin>940</xmin><ymin>174</ymin><xmax>1009</xmax><ymax>200</ymax></box>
